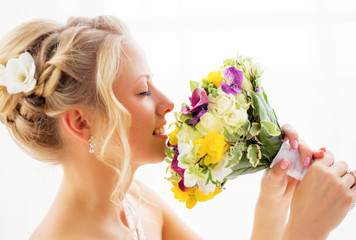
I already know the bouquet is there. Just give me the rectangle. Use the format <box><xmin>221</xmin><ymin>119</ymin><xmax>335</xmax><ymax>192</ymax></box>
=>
<box><xmin>165</xmin><ymin>55</ymin><xmax>307</xmax><ymax>209</ymax></box>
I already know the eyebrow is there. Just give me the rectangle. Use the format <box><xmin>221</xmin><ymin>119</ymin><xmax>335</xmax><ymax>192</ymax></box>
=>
<box><xmin>136</xmin><ymin>74</ymin><xmax>153</xmax><ymax>83</ymax></box>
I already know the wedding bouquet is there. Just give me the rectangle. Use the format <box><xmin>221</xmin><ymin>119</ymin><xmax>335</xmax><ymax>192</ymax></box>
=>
<box><xmin>165</xmin><ymin>55</ymin><xmax>305</xmax><ymax>209</ymax></box>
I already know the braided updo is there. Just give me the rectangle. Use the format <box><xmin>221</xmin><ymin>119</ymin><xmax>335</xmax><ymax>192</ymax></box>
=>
<box><xmin>0</xmin><ymin>16</ymin><xmax>133</xmax><ymax>199</ymax></box>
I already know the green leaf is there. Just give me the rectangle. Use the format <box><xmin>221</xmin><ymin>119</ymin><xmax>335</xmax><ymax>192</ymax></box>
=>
<box><xmin>249</xmin><ymin>122</ymin><xmax>261</xmax><ymax>137</ymax></box>
<box><xmin>258</xmin><ymin>125</ymin><xmax>283</xmax><ymax>158</ymax></box>
<box><xmin>226</xmin><ymin>162</ymin><xmax>269</xmax><ymax>179</ymax></box>
<box><xmin>165</xmin><ymin>175</ymin><xmax>182</xmax><ymax>182</ymax></box>
<box><xmin>240</xmin><ymin>120</ymin><xmax>250</xmax><ymax>137</ymax></box>
<box><xmin>226</xmin><ymin>144</ymin><xmax>244</xmax><ymax>167</ymax></box>
<box><xmin>223</xmin><ymin>128</ymin><xmax>241</xmax><ymax>142</ymax></box>
<box><xmin>247</xmin><ymin>144</ymin><xmax>261</xmax><ymax>168</ymax></box>
<box><xmin>261</xmin><ymin>121</ymin><xmax>281</xmax><ymax>136</ymax></box>
<box><xmin>190</xmin><ymin>80</ymin><xmax>200</xmax><ymax>93</ymax></box>
<box><xmin>226</xmin><ymin>151</ymin><xmax>270</xmax><ymax>179</ymax></box>
<box><xmin>223</xmin><ymin>58</ymin><xmax>237</xmax><ymax>67</ymax></box>
<box><xmin>164</xmin><ymin>157</ymin><xmax>172</xmax><ymax>164</ymax></box>
<box><xmin>178</xmin><ymin>110</ymin><xmax>193</xmax><ymax>125</ymax></box>
<box><xmin>165</xmin><ymin>146</ymin><xmax>175</xmax><ymax>159</ymax></box>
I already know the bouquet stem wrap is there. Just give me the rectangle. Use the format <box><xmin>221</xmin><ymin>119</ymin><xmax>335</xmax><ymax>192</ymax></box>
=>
<box><xmin>165</xmin><ymin>55</ymin><xmax>307</xmax><ymax>209</ymax></box>
<box><xmin>270</xmin><ymin>141</ymin><xmax>308</xmax><ymax>181</ymax></box>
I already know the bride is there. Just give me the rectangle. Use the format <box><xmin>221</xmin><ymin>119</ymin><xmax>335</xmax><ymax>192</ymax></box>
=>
<box><xmin>0</xmin><ymin>16</ymin><xmax>354</xmax><ymax>240</ymax></box>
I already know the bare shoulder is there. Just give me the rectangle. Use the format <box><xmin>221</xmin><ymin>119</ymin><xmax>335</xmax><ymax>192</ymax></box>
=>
<box><xmin>128</xmin><ymin>179</ymin><xmax>166</xmax><ymax>205</ymax></box>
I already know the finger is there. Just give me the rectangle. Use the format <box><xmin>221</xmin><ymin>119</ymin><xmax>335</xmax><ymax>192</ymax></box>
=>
<box><xmin>298</xmin><ymin>140</ymin><xmax>313</xmax><ymax>167</ymax></box>
<box><xmin>317</xmin><ymin>151</ymin><xmax>335</xmax><ymax>167</ymax></box>
<box><xmin>281</xmin><ymin>124</ymin><xmax>299</xmax><ymax>150</ymax></box>
<box><xmin>342</xmin><ymin>172</ymin><xmax>356</xmax><ymax>189</ymax></box>
<box><xmin>312</xmin><ymin>150</ymin><xmax>325</xmax><ymax>159</ymax></box>
<box><xmin>268</xmin><ymin>158</ymin><xmax>290</xmax><ymax>185</ymax></box>
<box><xmin>330</xmin><ymin>161</ymin><xmax>348</xmax><ymax>177</ymax></box>
<box><xmin>319</xmin><ymin>147</ymin><xmax>327</xmax><ymax>152</ymax></box>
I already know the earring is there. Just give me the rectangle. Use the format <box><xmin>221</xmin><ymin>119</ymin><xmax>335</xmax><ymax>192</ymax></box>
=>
<box><xmin>88</xmin><ymin>136</ymin><xmax>96</xmax><ymax>153</ymax></box>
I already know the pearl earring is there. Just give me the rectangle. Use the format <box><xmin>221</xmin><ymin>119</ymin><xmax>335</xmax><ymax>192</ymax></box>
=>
<box><xmin>88</xmin><ymin>136</ymin><xmax>96</xmax><ymax>153</ymax></box>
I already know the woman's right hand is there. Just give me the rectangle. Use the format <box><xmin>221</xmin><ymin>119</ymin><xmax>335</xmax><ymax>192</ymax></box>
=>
<box><xmin>283</xmin><ymin>152</ymin><xmax>356</xmax><ymax>240</ymax></box>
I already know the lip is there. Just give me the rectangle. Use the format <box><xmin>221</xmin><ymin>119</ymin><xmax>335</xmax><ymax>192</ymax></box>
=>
<box><xmin>153</xmin><ymin>121</ymin><xmax>167</xmax><ymax>134</ymax></box>
<box><xmin>153</xmin><ymin>134</ymin><xmax>168</xmax><ymax>139</ymax></box>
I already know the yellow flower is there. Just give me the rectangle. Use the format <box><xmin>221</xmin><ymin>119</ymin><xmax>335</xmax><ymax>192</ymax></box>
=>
<box><xmin>202</xmin><ymin>70</ymin><xmax>224</xmax><ymax>88</ymax></box>
<box><xmin>193</xmin><ymin>132</ymin><xmax>229</xmax><ymax>165</ymax></box>
<box><xmin>171</xmin><ymin>181</ymin><xmax>222</xmax><ymax>209</ymax></box>
<box><xmin>168</xmin><ymin>126</ymin><xmax>179</xmax><ymax>145</ymax></box>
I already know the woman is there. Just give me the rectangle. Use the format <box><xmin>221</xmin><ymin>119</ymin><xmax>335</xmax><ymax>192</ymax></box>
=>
<box><xmin>0</xmin><ymin>16</ymin><xmax>354</xmax><ymax>240</ymax></box>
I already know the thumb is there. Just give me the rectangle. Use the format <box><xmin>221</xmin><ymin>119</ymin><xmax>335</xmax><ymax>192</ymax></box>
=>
<box><xmin>269</xmin><ymin>158</ymin><xmax>290</xmax><ymax>183</ymax></box>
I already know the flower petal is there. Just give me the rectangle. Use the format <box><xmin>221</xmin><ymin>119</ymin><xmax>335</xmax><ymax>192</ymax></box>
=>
<box><xmin>220</xmin><ymin>81</ymin><xmax>237</xmax><ymax>95</ymax></box>
<box><xmin>191</xmin><ymin>88</ymin><xmax>208</xmax><ymax>109</ymax></box>
<box><xmin>183</xmin><ymin>170</ymin><xmax>199</xmax><ymax>187</ymax></box>
<box><xmin>171</xmin><ymin>155</ymin><xmax>185</xmax><ymax>179</ymax></box>
<box><xmin>19</xmin><ymin>52</ymin><xmax>35</xmax><ymax>69</ymax></box>
<box><xmin>6</xmin><ymin>58</ymin><xmax>27</xmax><ymax>81</ymax></box>
<box><xmin>224</xmin><ymin>66</ymin><xmax>243</xmax><ymax>88</ymax></box>
<box><xmin>189</xmin><ymin>107</ymin><xmax>207</xmax><ymax>125</ymax></box>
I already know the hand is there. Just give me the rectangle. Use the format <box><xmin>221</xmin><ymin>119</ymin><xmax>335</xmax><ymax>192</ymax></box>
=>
<box><xmin>259</xmin><ymin>124</ymin><xmax>325</xmax><ymax>204</ymax></box>
<box><xmin>284</xmin><ymin>152</ymin><xmax>356</xmax><ymax>240</ymax></box>
<box><xmin>251</xmin><ymin>124</ymin><xmax>325</xmax><ymax>240</ymax></box>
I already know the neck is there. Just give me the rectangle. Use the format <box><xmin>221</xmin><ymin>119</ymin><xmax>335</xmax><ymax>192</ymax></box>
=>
<box><xmin>58</xmin><ymin>152</ymin><xmax>137</xmax><ymax>223</ymax></box>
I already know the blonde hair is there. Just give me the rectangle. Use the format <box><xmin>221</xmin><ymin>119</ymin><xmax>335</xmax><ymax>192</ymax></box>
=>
<box><xmin>0</xmin><ymin>16</ymin><xmax>133</xmax><ymax>207</ymax></box>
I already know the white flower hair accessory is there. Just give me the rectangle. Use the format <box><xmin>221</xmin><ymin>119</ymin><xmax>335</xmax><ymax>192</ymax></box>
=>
<box><xmin>0</xmin><ymin>52</ymin><xmax>37</xmax><ymax>94</ymax></box>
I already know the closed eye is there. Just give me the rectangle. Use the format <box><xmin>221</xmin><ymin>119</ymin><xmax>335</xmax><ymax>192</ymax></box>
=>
<box><xmin>139</xmin><ymin>91</ymin><xmax>152</xmax><ymax>96</ymax></box>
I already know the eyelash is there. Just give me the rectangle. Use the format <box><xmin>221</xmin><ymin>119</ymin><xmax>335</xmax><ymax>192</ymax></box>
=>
<box><xmin>139</xmin><ymin>90</ymin><xmax>152</xmax><ymax>96</ymax></box>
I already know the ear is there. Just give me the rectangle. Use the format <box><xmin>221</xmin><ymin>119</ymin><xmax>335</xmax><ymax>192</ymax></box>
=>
<box><xmin>61</xmin><ymin>108</ymin><xmax>92</xmax><ymax>144</ymax></box>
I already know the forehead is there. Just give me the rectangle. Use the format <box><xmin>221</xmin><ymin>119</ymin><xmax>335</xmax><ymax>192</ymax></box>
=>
<box><xmin>113</xmin><ymin>39</ymin><xmax>152</xmax><ymax>97</ymax></box>
<box><xmin>120</xmin><ymin>39</ymin><xmax>151</xmax><ymax>78</ymax></box>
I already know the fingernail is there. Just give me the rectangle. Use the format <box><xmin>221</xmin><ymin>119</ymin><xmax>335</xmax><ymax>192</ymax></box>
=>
<box><xmin>304</xmin><ymin>157</ymin><xmax>311</xmax><ymax>167</ymax></box>
<box><xmin>292</xmin><ymin>140</ymin><xmax>298</xmax><ymax>149</ymax></box>
<box><xmin>284</xmin><ymin>136</ymin><xmax>288</xmax><ymax>142</ymax></box>
<box><xmin>319</xmin><ymin>147</ymin><xmax>326</xmax><ymax>152</ymax></box>
<box><xmin>280</xmin><ymin>160</ymin><xmax>288</xmax><ymax>170</ymax></box>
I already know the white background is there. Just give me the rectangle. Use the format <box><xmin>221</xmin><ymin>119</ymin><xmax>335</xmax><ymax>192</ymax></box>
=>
<box><xmin>0</xmin><ymin>0</ymin><xmax>356</xmax><ymax>239</ymax></box>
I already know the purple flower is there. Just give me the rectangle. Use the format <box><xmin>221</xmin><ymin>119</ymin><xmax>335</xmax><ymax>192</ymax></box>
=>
<box><xmin>189</xmin><ymin>107</ymin><xmax>207</xmax><ymax>125</ymax></box>
<box><xmin>181</xmin><ymin>87</ymin><xmax>209</xmax><ymax>126</ymax></box>
<box><xmin>181</xmin><ymin>88</ymin><xmax>209</xmax><ymax>115</ymax></box>
<box><xmin>255</xmin><ymin>88</ymin><xmax>260</xmax><ymax>92</ymax></box>
<box><xmin>167</xmin><ymin>142</ymin><xmax>179</xmax><ymax>155</ymax></box>
<box><xmin>221</xmin><ymin>67</ymin><xmax>244</xmax><ymax>95</ymax></box>
<box><xmin>171</xmin><ymin>154</ymin><xmax>187</xmax><ymax>192</ymax></box>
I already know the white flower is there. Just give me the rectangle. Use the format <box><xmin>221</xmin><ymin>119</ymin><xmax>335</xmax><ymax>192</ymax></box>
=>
<box><xmin>208</xmin><ymin>90</ymin><xmax>235</xmax><ymax>117</ymax></box>
<box><xmin>222</xmin><ymin>108</ymin><xmax>248</xmax><ymax>130</ymax></box>
<box><xmin>0</xmin><ymin>52</ymin><xmax>37</xmax><ymax>94</ymax></box>
<box><xmin>184</xmin><ymin>169</ymin><xmax>200</xmax><ymax>187</ymax></box>
<box><xmin>211</xmin><ymin>153</ymin><xmax>233</xmax><ymax>182</ymax></box>
<box><xmin>177</xmin><ymin>141</ymin><xmax>196</xmax><ymax>169</ymax></box>
<box><xmin>207</xmin><ymin>89</ymin><xmax>248</xmax><ymax>133</ymax></box>
<box><xmin>176</xmin><ymin>123</ymin><xmax>202</xmax><ymax>145</ymax></box>
<box><xmin>197</xmin><ymin>176</ymin><xmax>216</xmax><ymax>195</ymax></box>
<box><xmin>197</xmin><ymin>112</ymin><xmax>224</xmax><ymax>135</ymax></box>
<box><xmin>194</xmin><ymin>154</ymin><xmax>233</xmax><ymax>195</ymax></box>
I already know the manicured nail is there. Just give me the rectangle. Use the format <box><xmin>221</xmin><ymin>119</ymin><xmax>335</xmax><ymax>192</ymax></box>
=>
<box><xmin>304</xmin><ymin>157</ymin><xmax>311</xmax><ymax>167</ymax></box>
<box><xmin>280</xmin><ymin>159</ymin><xmax>288</xmax><ymax>170</ymax></box>
<box><xmin>292</xmin><ymin>140</ymin><xmax>298</xmax><ymax>149</ymax></box>
<box><xmin>319</xmin><ymin>147</ymin><xmax>326</xmax><ymax>152</ymax></box>
<box><xmin>284</xmin><ymin>136</ymin><xmax>288</xmax><ymax>142</ymax></box>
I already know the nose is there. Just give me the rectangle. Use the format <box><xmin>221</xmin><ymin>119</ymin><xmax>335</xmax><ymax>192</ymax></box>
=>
<box><xmin>157</xmin><ymin>91</ymin><xmax>174</xmax><ymax>116</ymax></box>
